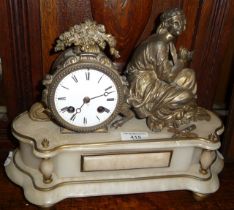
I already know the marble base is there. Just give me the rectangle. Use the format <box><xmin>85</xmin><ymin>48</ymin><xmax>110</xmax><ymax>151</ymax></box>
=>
<box><xmin>5</xmin><ymin>111</ymin><xmax>224</xmax><ymax>207</ymax></box>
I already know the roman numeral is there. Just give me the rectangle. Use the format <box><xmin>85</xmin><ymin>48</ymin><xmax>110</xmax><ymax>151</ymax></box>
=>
<box><xmin>96</xmin><ymin>116</ymin><xmax>100</xmax><ymax>121</ymax></box>
<box><xmin>85</xmin><ymin>71</ymin><xmax>90</xmax><ymax>80</ymax></box>
<box><xmin>70</xmin><ymin>114</ymin><xmax>76</xmax><ymax>121</ymax></box>
<box><xmin>107</xmin><ymin>98</ymin><xmax>114</xmax><ymax>101</ymax></box>
<box><xmin>104</xmin><ymin>107</ymin><xmax>110</xmax><ymax>113</ymax></box>
<box><xmin>105</xmin><ymin>86</ymin><xmax>112</xmax><ymax>91</ymax></box>
<box><xmin>72</xmin><ymin>75</ymin><xmax>78</xmax><ymax>83</ymax></box>
<box><xmin>60</xmin><ymin>107</ymin><xmax>68</xmax><ymax>112</ymax></box>
<box><xmin>83</xmin><ymin>117</ymin><xmax>87</xmax><ymax>124</ymax></box>
<box><xmin>98</xmin><ymin>74</ymin><xmax>104</xmax><ymax>83</ymax></box>
<box><xmin>58</xmin><ymin>97</ymin><xmax>66</xmax><ymax>100</ymax></box>
<box><xmin>61</xmin><ymin>85</ymin><xmax>69</xmax><ymax>90</ymax></box>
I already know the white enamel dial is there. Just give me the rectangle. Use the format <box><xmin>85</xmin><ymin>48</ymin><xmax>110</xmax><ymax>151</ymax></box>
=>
<box><xmin>50</xmin><ymin>67</ymin><xmax>121</xmax><ymax>131</ymax></box>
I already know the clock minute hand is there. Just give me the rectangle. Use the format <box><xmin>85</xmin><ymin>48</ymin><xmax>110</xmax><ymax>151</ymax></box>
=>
<box><xmin>90</xmin><ymin>91</ymin><xmax>115</xmax><ymax>100</ymax></box>
<box><xmin>90</xmin><ymin>93</ymin><xmax>104</xmax><ymax>100</ymax></box>
<box><xmin>70</xmin><ymin>101</ymin><xmax>85</xmax><ymax>121</ymax></box>
<box><xmin>103</xmin><ymin>91</ymin><xmax>115</xmax><ymax>96</ymax></box>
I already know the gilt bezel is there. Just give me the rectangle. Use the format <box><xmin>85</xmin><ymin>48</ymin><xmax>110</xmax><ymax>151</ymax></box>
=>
<box><xmin>47</xmin><ymin>61</ymin><xmax>124</xmax><ymax>133</ymax></box>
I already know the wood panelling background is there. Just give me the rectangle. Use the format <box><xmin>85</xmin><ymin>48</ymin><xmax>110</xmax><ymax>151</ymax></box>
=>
<box><xmin>0</xmin><ymin>0</ymin><xmax>18</xmax><ymax>118</ymax></box>
<box><xmin>192</xmin><ymin>0</ymin><xmax>234</xmax><ymax>108</ymax></box>
<box><xmin>91</xmin><ymin>0</ymin><xmax>153</xmax><ymax>67</ymax></box>
<box><xmin>223</xmin><ymin>84</ymin><xmax>234</xmax><ymax>161</ymax></box>
<box><xmin>0</xmin><ymin>0</ymin><xmax>234</xmax><ymax>147</ymax></box>
<box><xmin>39</xmin><ymin>0</ymin><xmax>234</xmax><ymax>108</ymax></box>
<box><xmin>40</xmin><ymin>0</ymin><xmax>93</xmax><ymax>76</ymax></box>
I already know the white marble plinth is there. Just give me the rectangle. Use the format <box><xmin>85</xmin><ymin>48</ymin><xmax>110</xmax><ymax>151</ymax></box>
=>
<box><xmin>5</xmin><ymin>111</ymin><xmax>224</xmax><ymax>207</ymax></box>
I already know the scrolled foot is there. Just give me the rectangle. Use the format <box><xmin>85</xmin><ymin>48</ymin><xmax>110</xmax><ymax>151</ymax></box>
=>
<box><xmin>39</xmin><ymin>205</ymin><xmax>55</xmax><ymax>210</ymax></box>
<box><xmin>192</xmin><ymin>192</ymin><xmax>210</xmax><ymax>201</ymax></box>
<box><xmin>29</xmin><ymin>102</ymin><xmax>50</xmax><ymax>121</ymax></box>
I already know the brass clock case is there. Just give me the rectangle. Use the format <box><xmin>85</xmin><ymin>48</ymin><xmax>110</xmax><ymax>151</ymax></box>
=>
<box><xmin>47</xmin><ymin>61</ymin><xmax>124</xmax><ymax>133</ymax></box>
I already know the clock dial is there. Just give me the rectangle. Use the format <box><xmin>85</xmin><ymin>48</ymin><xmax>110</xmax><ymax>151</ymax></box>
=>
<box><xmin>49</xmin><ymin>64</ymin><xmax>122</xmax><ymax>132</ymax></box>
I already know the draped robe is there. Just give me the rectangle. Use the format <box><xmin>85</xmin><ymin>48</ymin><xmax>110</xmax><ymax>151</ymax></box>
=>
<box><xmin>126</xmin><ymin>34</ymin><xmax>197</xmax><ymax>126</ymax></box>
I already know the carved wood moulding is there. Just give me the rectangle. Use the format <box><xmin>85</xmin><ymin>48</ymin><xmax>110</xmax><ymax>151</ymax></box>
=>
<box><xmin>6</xmin><ymin>0</ymin><xmax>35</xmax><ymax>115</ymax></box>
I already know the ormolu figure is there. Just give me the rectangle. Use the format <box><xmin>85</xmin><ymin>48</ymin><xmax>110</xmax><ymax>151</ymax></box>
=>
<box><xmin>126</xmin><ymin>8</ymin><xmax>210</xmax><ymax>131</ymax></box>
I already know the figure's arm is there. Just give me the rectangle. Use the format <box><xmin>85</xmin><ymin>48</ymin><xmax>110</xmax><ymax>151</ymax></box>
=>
<box><xmin>170</xmin><ymin>59</ymin><xmax>185</xmax><ymax>77</ymax></box>
<box><xmin>168</xmin><ymin>45</ymin><xmax>190</xmax><ymax>80</ymax></box>
<box><xmin>169</xmin><ymin>47</ymin><xmax>193</xmax><ymax>78</ymax></box>
<box><xmin>155</xmin><ymin>43</ymin><xmax>178</xmax><ymax>83</ymax></box>
<box><xmin>156</xmin><ymin>45</ymin><xmax>193</xmax><ymax>83</ymax></box>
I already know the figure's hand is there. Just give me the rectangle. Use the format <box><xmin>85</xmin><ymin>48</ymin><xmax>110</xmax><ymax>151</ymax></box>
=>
<box><xmin>170</xmin><ymin>59</ymin><xmax>184</xmax><ymax>79</ymax></box>
<box><xmin>178</xmin><ymin>47</ymin><xmax>193</xmax><ymax>61</ymax></box>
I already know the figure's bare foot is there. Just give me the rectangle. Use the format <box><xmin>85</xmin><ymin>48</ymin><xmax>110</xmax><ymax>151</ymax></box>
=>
<box><xmin>146</xmin><ymin>117</ymin><xmax>163</xmax><ymax>132</ymax></box>
<box><xmin>111</xmin><ymin>103</ymin><xmax>135</xmax><ymax>129</ymax></box>
<box><xmin>111</xmin><ymin>119</ymin><xmax>126</xmax><ymax>129</ymax></box>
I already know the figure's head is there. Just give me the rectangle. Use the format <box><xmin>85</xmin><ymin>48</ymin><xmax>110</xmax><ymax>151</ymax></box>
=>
<box><xmin>160</xmin><ymin>8</ymin><xmax>186</xmax><ymax>36</ymax></box>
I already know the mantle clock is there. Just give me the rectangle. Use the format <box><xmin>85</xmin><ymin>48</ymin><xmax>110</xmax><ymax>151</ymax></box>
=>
<box><xmin>4</xmin><ymin>18</ymin><xmax>224</xmax><ymax>208</ymax></box>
